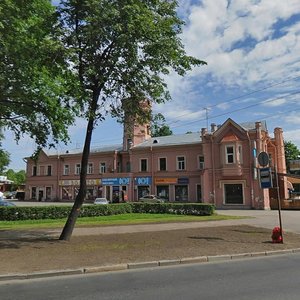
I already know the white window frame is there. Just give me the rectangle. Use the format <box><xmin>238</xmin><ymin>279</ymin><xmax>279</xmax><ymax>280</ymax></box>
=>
<box><xmin>87</xmin><ymin>163</ymin><xmax>94</xmax><ymax>174</ymax></box>
<box><xmin>140</xmin><ymin>158</ymin><xmax>148</xmax><ymax>172</ymax></box>
<box><xmin>238</xmin><ymin>145</ymin><xmax>243</xmax><ymax>163</ymax></box>
<box><xmin>99</xmin><ymin>162</ymin><xmax>106</xmax><ymax>174</ymax></box>
<box><xmin>45</xmin><ymin>186</ymin><xmax>52</xmax><ymax>200</ymax></box>
<box><xmin>177</xmin><ymin>156</ymin><xmax>186</xmax><ymax>171</ymax></box>
<box><xmin>38</xmin><ymin>165</ymin><xmax>43</xmax><ymax>176</ymax></box>
<box><xmin>198</xmin><ymin>155</ymin><xmax>205</xmax><ymax>170</ymax></box>
<box><xmin>32</xmin><ymin>166</ymin><xmax>37</xmax><ymax>176</ymax></box>
<box><xmin>158</xmin><ymin>157</ymin><xmax>167</xmax><ymax>171</ymax></box>
<box><xmin>63</xmin><ymin>164</ymin><xmax>70</xmax><ymax>175</ymax></box>
<box><xmin>225</xmin><ymin>145</ymin><xmax>235</xmax><ymax>164</ymax></box>
<box><xmin>75</xmin><ymin>163</ymin><xmax>81</xmax><ymax>175</ymax></box>
<box><xmin>47</xmin><ymin>165</ymin><xmax>52</xmax><ymax>176</ymax></box>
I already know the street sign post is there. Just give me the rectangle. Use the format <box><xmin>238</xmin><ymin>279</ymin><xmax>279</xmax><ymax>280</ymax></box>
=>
<box><xmin>259</xmin><ymin>167</ymin><xmax>272</xmax><ymax>189</ymax></box>
<box><xmin>257</xmin><ymin>152</ymin><xmax>283</xmax><ymax>243</ymax></box>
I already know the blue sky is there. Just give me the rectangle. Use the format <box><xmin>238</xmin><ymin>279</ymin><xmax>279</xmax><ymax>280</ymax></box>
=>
<box><xmin>4</xmin><ymin>0</ymin><xmax>300</xmax><ymax>170</ymax></box>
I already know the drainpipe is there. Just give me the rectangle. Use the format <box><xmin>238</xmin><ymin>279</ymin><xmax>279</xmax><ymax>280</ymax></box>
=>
<box><xmin>150</xmin><ymin>146</ymin><xmax>154</xmax><ymax>194</ymax></box>
<box><xmin>210</xmin><ymin>135</ymin><xmax>216</xmax><ymax>205</ymax></box>
<box><xmin>247</xmin><ymin>132</ymin><xmax>255</xmax><ymax>208</ymax></box>
<box><xmin>57</xmin><ymin>155</ymin><xmax>60</xmax><ymax>201</ymax></box>
<box><xmin>113</xmin><ymin>150</ymin><xmax>118</xmax><ymax>172</ymax></box>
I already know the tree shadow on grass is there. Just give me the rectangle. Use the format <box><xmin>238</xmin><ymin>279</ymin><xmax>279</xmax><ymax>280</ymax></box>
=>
<box><xmin>0</xmin><ymin>230</ymin><xmax>60</xmax><ymax>249</ymax></box>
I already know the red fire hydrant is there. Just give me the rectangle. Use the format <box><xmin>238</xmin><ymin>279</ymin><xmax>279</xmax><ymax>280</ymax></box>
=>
<box><xmin>272</xmin><ymin>227</ymin><xmax>283</xmax><ymax>243</ymax></box>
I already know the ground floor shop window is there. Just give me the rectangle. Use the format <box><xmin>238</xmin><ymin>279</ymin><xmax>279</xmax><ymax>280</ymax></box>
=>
<box><xmin>31</xmin><ymin>187</ymin><xmax>37</xmax><ymax>200</ymax></box>
<box><xmin>46</xmin><ymin>187</ymin><xmax>51</xmax><ymax>201</ymax></box>
<box><xmin>112</xmin><ymin>186</ymin><xmax>120</xmax><ymax>203</ymax></box>
<box><xmin>138</xmin><ymin>186</ymin><xmax>150</xmax><ymax>200</ymax></box>
<box><xmin>97</xmin><ymin>186</ymin><xmax>103</xmax><ymax>198</ymax></box>
<box><xmin>86</xmin><ymin>187</ymin><xmax>95</xmax><ymax>200</ymax></box>
<box><xmin>175</xmin><ymin>185</ymin><xmax>188</xmax><ymax>202</ymax></box>
<box><xmin>224</xmin><ymin>183</ymin><xmax>244</xmax><ymax>204</ymax></box>
<box><xmin>38</xmin><ymin>190</ymin><xmax>43</xmax><ymax>202</ymax></box>
<box><xmin>197</xmin><ymin>184</ymin><xmax>202</xmax><ymax>202</ymax></box>
<box><xmin>157</xmin><ymin>185</ymin><xmax>169</xmax><ymax>201</ymax></box>
<box><xmin>62</xmin><ymin>187</ymin><xmax>72</xmax><ymax>200</ymax></box>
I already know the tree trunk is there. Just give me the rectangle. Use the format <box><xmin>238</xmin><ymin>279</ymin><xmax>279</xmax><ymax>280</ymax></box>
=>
<box><xmin>59</xmin><ymin>90</ymin><xmax>99</xmax><ymax>241</ymax></box>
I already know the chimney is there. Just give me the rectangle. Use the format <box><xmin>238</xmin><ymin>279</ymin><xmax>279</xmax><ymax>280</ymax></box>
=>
<box><xmin>211</xmin><ymin>123</ymin><xmax>217</xmax><ymax>133</ymax></box>
<box><xmin>201</xmin><ymin>128</ymin><xmax>207</xmax><ymax>138</ymax></box>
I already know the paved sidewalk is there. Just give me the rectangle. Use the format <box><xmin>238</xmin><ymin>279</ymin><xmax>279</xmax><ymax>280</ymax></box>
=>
<box><xmin>67</xmin><ymin>209</ymin><xmax>300</xmax><ymax>236</ymax></box>
<box><xmin>1</xmin><ymin>209</ymin><xmax>298</xmax><ymax>240</ymax></box>
<box><xmin>217</xmin><ymin>209</ymin><xmax>300</xmax><ymax>233</ymax></box>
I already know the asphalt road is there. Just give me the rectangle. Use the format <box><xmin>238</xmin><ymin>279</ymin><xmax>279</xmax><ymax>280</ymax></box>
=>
<box><xmin>1</xmin><ymin>253</ymin><xmax>300</xmax><ymax>300</ymax></box>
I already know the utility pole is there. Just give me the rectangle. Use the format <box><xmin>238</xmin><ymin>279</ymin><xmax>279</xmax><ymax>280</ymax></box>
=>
<box><xmin>204</xmin><ymin>107</ymin><xmax>209</xmax><ymax>129</ymax></box>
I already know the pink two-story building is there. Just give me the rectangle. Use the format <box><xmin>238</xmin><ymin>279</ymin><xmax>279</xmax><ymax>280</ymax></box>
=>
<box><xmin>25</xmin><ymin>118</ymin><xmax>287</xmax><ymax>209</ymax></box>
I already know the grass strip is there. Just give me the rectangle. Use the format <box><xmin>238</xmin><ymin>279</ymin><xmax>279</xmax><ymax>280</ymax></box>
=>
<box><xmin>0</xmin><ymin>213</ymin><xmax>245</xmax><ymax>230</ymax></box>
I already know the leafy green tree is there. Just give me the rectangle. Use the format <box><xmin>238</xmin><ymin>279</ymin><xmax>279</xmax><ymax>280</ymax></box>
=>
<box><xmin>284</xmin><ymin>140</ymin><xmax>300</xmax><ymax>172</ymax></box>
<box><xmin>0</xmin><ymin>149</ymin><xmax>10</xmax><ymax>174</ymax></box>
<box><xmin>0</xmin><ymin>132</ymin><xmax>10</xmax><ymax>174</ymax></box>
<box><xmin>151</xmin><ymin>113</ymin><xmax>173</xmax><ymax>137</ymax></box>
<box><xmin>58</xmin><ymin>0</ymin><xmax>206</xmax><ymax>241</ymax></box>
<box><xmin>5</xmin><ymin>169</ymin><xmax>26</xmax><ymax>189</ymax></box>
<box><xmin>0</xmin><ymin>0</ymin><xmax>74</xmax><ymax>149</ymax></box>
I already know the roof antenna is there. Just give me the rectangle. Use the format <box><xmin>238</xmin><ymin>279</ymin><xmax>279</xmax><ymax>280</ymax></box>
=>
<box><xmin>204</xmin><ymin>107</ymin><xmax>209</xmax><ymax>130</ymax></box>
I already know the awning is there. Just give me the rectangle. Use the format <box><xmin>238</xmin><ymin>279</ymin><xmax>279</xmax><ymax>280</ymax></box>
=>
<box><xmin>286</xmin><ymin>176</ymin><xmax>300</xmax><ymax>184</ymax></box>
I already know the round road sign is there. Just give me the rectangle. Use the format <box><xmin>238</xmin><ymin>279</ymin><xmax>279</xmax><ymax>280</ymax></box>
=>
<box><xmin>258</xmin><ymin>152</ymin><xmax>269</xmax><ymax>167</ymax></box>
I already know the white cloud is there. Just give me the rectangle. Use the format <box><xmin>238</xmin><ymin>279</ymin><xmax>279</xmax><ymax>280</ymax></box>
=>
<box><xmin>263</xmin><ymin>98</ymin><xmax>286</xmax><ymax>107</ymax></box>
<box><xmin>179</xmin><ymin>0</ymin><xmax>300</xmax><ymax>90</ymax></box>
<box><xmin>284</xmin><ymin>129</ymin><xmax>300</xmax><ymax>148</ymax></box>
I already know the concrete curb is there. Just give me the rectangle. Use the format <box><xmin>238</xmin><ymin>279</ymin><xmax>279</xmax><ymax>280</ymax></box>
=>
<box><xmin>1</xmin><ymin>248</ymin><xmax>300</xmax><ymax>282</ymax></box>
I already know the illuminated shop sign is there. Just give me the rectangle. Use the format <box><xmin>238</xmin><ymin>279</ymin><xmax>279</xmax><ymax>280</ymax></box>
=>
<box><xmin>134</xmin><ymin>176</ymin><xmax>152</xmax><ymax>185</ymax></box>
<box><xmin>102</xmin><ymin>177</ymin><xmax>130</xmax><ymax>185</ymax></box>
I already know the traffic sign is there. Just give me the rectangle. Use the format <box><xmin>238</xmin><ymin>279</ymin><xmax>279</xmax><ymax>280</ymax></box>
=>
<box><xmin>258</xmin><ymin>152</ymin><xmax>269</xmax><ymax>167</ymax></box>
<box><xmin>259</xmin><ymin>167</ymin><xmax>272</xmax><ymax>189</ymax></box>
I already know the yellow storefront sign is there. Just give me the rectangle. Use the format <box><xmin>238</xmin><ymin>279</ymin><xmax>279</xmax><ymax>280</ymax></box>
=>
<box><xmin>155</xmin><ymin>178</ymin><xmax>177</xmax><ymax>184</ymax></box>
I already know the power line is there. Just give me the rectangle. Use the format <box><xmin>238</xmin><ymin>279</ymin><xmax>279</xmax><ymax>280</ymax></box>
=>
<box><xmin>167</xmin><ymin>74</ymin><xmax>300</xmax><ymax>125</ymax></box>
<box><xmin>171</xmin><ymin>89</ymin><xmax>300</xmax><ymax>129</ymax></box>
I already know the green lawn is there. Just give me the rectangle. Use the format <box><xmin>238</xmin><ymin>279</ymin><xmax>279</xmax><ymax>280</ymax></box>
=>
<box><xmin>0</xmin><ymin>213</ymin><xmax>245</xmax><ymax>230</ymax></box>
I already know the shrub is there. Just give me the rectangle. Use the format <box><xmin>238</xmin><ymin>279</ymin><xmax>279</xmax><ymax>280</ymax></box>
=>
<box><xmin>0</xmin><ymin>202</ymin><xmax>214</xmax><ymax>221</ymax></box>
<box><xmin>130</xmin><ymin>202</ymin><xmax>215</xmax><ymax>216</ymax></box>
<box><xmin>0</xmin><ymin>203</ymin><xmax>133</xmax><ymax>221</ymax></box>
<box><xmin>0</xmin><ymin>206</ymin><xmax>72</xmax><ymax>221</ymax></box>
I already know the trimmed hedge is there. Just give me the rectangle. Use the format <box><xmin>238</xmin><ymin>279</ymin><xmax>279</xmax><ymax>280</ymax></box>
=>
<box><xmin>0</xmin><ymin>206</ymin><xmax>72</xmax><ymax>221</ymax></box>
<box><xmin>0</xmin><ymin>202</ymin><xmax>214</xmax><ymax>221</ymax></box>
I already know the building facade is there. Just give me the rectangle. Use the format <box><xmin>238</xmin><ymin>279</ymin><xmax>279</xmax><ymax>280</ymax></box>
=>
<box><xmin>25</xmin><ymin>118</ymin><xmax>288</xmax><ymax>209</ymax></box>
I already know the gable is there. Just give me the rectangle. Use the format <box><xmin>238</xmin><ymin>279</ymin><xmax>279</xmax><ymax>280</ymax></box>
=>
<box><xmin>221</xmin><ymin>132</ymin><xmax>239</xmax><ymax>142</ymax></box>
<box><xmin>213</xmin><ymin>119</ymin><xmax>247</xmax><ymax>143</ymax></box>
<box><xmin>37</xmin><ymin>150</ymin><xmax>50</xmax><ymax>163</ymax></box>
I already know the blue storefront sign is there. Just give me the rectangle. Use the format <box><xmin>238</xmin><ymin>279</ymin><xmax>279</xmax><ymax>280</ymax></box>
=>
<box><xmin>102</xmin><ymin>177</ymin><xmax>130</xmax><ymax>186</ymax></box>
<box><xmin>134</xmin><ymin>176</ymin><xmax>152</xmax><ymax>186</ymax></box>
<box><xmin>177</xmin><ymin>177</ymin><xmax>189</xmax><ymax>184</ymax></box>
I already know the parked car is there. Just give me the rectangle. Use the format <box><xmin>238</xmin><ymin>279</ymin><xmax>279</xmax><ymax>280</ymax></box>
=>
<box><xmin>0</xmin><ymin>200</ymin><xmax>16</xmax><ymax>207</ymax></box>
<box><xmin>3</xmin><ymin>191</ymin><xmax>17</xmax><ymax>199</ymax></box>
<box><xmin>94</xmin><ymin>198</ymin><xmax>109</xmax><ymax>205</ymax></box>
<box><xmin>139</xmin><ymin>195</ymin><xmax>165</xmax><ymax>203</ymax></box>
